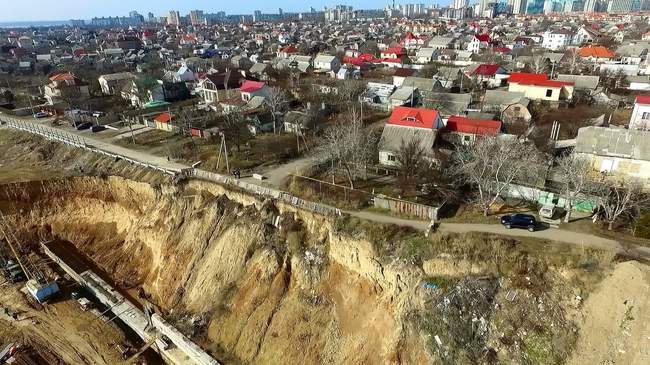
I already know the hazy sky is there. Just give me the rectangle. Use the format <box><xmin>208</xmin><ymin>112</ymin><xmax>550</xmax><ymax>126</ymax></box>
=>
<box><xmin>0</xmin><ymin>1</ymin><xmax>449</xmax><ymax>22</ymax></box>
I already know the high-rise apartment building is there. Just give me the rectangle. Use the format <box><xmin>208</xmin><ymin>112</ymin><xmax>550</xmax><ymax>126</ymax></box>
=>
<box><xmin>453</xmin><ymin>0</ymin><xmax>470</xmax><ymax>8</ymax></box>
<box><xmin>167</xmin><ymin>10</ymin><xmax>181</xmax><ymax>26</ymax></box>
<box><xmin>189</xmin><ymin>10</ymin><xmax>204</xmax><ymax>25</ymax></box>
<box><xmin>513</xmin><ymin>0</ymin><xmax>528</xmax><ymax>13</ymax></box>
<box><xmin>607</xmin><ymin>0</ymin><xmax>634</xmax><ymax>12</ymax></box>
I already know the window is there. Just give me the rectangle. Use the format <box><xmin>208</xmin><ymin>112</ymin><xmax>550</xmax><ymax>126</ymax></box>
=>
<box><xmin>642</xmin><ymin>112</ymin><xmax>650</xmax><ymax>119</ymax></box>
<box><xmin>514</xmin><ymin>106</ymin><xmax>521</xmax><ymax>112</ymax></box>
<box><xmin>388</xmin><ymin>155</ymin><xmax>396</xmax><ymax>162</ymax></box>
<box><xmin>463</xmin><ymin>135</ymin><xmax>472</xmax><ymax>142</ymax></box>
<box><xmin>546</xmin><ymin>89</ymin><xmax>553</xmax><ymax>97</ymax></box>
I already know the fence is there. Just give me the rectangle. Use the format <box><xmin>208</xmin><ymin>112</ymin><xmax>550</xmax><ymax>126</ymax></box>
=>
<box><xmin>1</xmin><ymin>117</ymin><xmax>177</xmax><ymax>176</ymax></box>
<box><xmin>374</xmin><ymin>195</ymin><xmax>439</xmax><ymax>221</ymax></box>
<box><xmin>189</xmin><ymin>169</ymin><xmax>344</xmax><ymax>217</ymax></box>
<box><xmin>2</xmin><ymin>118</ymin><xmax>86</xmax><ymax>148</ymax></box>
<box><xmin>291</xmin><ymin>173</ymin><xmax>441</xmax><ymax>221</ymax></box>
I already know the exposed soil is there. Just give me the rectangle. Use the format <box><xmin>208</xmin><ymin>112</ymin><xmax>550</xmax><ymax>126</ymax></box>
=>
<box><xmin>0</xmin><ymin>128</ymin><xmax>649</xmax><ymax>365</ymax></box>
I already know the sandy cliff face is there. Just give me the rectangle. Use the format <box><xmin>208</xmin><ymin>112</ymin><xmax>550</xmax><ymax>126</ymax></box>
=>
<box><xmin>0</xmin><ymin>177</ymin><xmax>430</xmax><ymax>365</ymax></box>
<box><xmin>2</xmin><ymin>175</ymin><xmax>646</xmax><ymax>365</ymax></box>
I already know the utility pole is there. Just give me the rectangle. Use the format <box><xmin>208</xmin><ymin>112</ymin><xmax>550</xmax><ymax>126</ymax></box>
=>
<box><xmin>216</xmin><ymin>132</ymin><xmax>230</xmax><ymax>172</ymax></box>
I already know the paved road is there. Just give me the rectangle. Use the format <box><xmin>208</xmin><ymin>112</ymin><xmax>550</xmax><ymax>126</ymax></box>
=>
<box><xmin>3</xmin><ymin>114</ymin><xmax>650</xmax><ymax>260</ymax></box>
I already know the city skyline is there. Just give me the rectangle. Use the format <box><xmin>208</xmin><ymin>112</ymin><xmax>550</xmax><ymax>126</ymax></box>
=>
<box><xmin>0</xmin><ymin>0</ymin><xmax>452</xmax><ymax>22</ymax></box>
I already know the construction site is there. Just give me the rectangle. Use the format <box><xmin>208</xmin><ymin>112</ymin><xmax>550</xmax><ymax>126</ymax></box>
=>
<box><xmin>0</xmin><ymin>127</ymin><xmax>649</xmax><ymax>365</ymax></box>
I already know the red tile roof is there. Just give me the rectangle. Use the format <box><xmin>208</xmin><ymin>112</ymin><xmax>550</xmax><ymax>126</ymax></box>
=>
<box><xmin>155</xmin><ymin>113</ymin><xmax>172</xmax><ymax>124</ymax></box>
<box><xmin>509</xmin><ymin>73</ymin><xmax>549</xmax><ymax>84</ymax></box>
<box><xmin>394</xmin><ymin>68</ymin><xmax>416</xmax><ymax>77</ymax></box>
<box><xmin>509</xmin><ymin>72</ymin><xmax>574</xmax><ymax>87</ymax></box>
<box><xmin>475</xmin><ymin>34</ymin><xmax>490</xmax><ymax>42</ymax></box>
<box><xmin>388</xmin><ymin>106</ymin><xmax>440</xmax><ymax>129</ymax></box>
<box><xmin>635</xmin><ymin>95</ymin><xmax>650</xmax><ymax>104</ymax></box>
<box><xmin>240</xmin><ymin>80</ymin><xmax>266</xmax><ymax>93</ymax></box>
<box><xmin>473</xmin><ymin>64</ymin><xmax>501</xmax><ymax>76</ymax></box>
<box><xmin>578</xmin><ymin>45</ymin><xmax>615</xmax><ymax>59</ymax></box>
<box><xmin>446</xmin><ymin>116</ymin><xmax>502</xmax><ymax>136</ymax></box>
<box><xmin>50</xmin><ymin>72</ymin><xmax>76</xmax><ymax>82</ymax></box>
<box><xmin>383</xmin><ymin>46</ymin><xmax>406</xmax><ymax>55</ymax></box>
<box><xmin>280</xmin><ymin>45</ymin><xmax>298</xmax><ymax>53</ymax></box>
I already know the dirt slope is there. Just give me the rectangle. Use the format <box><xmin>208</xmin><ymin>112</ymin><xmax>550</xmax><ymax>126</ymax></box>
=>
<box><xmin>570</xmin><ymin>261</ymin><xmax>650</xmax><ymax>365</ymax></box>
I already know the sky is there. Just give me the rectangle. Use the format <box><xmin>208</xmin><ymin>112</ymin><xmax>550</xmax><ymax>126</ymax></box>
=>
<box><xmin>0</xmin><ymin>1</ymin><xmax>449</xmax><ymax>22</ymax></box>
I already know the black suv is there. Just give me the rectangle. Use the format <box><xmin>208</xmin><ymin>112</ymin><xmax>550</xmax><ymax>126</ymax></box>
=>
<box><xmin>500</xmin><ymin>214</ymin><xmax>537</xmax><ymax>232</ymax></box>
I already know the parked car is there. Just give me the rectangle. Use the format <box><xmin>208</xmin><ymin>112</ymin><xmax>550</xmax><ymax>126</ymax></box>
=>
<box><xmin>91</xmin><ymin>125</ymin><xmax>106</xmax><ymax>133</ymax></box>
<box><xmin>75</xmin><ymin>122</ymin><xmax>92</xmax><ymax>130</ymax></box>
<box><xmin>33</xmin><ymin>112</ymin><xmax>49</xmax><ymax>118</ymax></box>
<box><xmin>539</xmin><ymin>204</ymin><xmax>555</xmax><ymax>219</ymax></box>
<box><xmin>500</xmin><ymin>214</ymin><xmax>537</xmax><ymax>232</ymax></box>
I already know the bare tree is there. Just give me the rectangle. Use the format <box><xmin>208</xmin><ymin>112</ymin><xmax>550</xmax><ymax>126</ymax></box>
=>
<box><xmin>267</xmin><ymin>87</ymin><xmax>290</xmax><ymax>134</ymax></box>
<box><xmin>453</xmin><ymin>137</ymin><xmax>546</xmax><ymax>216</ymax></box>
<box><xmin>529</xmin><ymin>49</ymin><xmax>547</xmax><ymax>74</ymax></box>
<box><xmin>219</xmin><ymin>106</ymin><xmax>252</xmax><ymax>153</ymax></box>
<box><xmin>320</xmin><ymin>109</ymin><xmax>377</xmax><ymax>189</ymax></box>
<box><xmin>564</xmin><ymin>48</ymin><xmax>582</xmax><ymax>74</ymax></box>
<box><xmin>337</xmin><ymin>80</ymin><xmax>366</xmax><ymax>107</ymax></box>
<box><xmin>396</xmin><ymin>138</ymin><xmax>425</xmax><ymax>194</ymax></box>
<box><xmin>595</xmin><ymin>177</ymin><xmax>648</xmax><ymax>231</ymax></box>
<box><xmin>555</xmin><ymin>154</ymin><xmax>596</xmax><ymax>223</ymax></box>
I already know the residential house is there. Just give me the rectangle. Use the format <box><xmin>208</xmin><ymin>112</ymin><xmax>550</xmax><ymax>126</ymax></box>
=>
<box><xmin>426</xmin><ymin>36</ymin><xmax>455</xmax><ymax>50</ymax></box>
<box><xmin>574</xmin><ymin>26</ymin><xmax>600</xmax><ymax>45</ymax></box>
<box><xmin>556</xmin><ymin>74</ymin><xmax>600</xmax><ymax>90</ymax></box>
<box><xmin>415</xmin><ymin>48</ymin><xmax>436</xmax><ymax>64</ymax></box>
<box><xmin>629</xmin><ymin>95</ymin><xmax>650</xmax><ymax>130</ymax></box>
<box><xmin>389</xmin><ymin>86</ymin><xmax>418</xmax><ymax>107</ymax></box>
<box><xmin>153</xmin><ymin>112</ymin><xmax>175</xmax><ymax>132</ymax></box>
<box><xmin>434</xmin><ymin>67</ymin><xmax>464</xmax><ymax>89</ymax></box>
<box><xmin>248</xmin><ymin>63</ymin><xmax>270</xmax><ymax>81</ymax></box>
<box><xmin>277</xmin><ymin>45</ymin><xmax>298</xmax><ymax>59</ymax></box>
<box><xmin>508</xmin><ymin>73</ymin><xmax>575</xmax><ymax>102</ymax></box>
<box><xmin>628</xmin><ymin>76</ymin><xmax>650</xmax><ymax>91</ymax></box>
<box><xmin>466</xmin><ymin>34</ymin><xmax>490</xmax><ymax>54</ymax></box>
<box><xmin>482</xmin><ymin>90</ymin><xmax>532</xmax><ymax>125</ymax></box>
<box><xmin>402</xmin><ymin>32</ymin><xmax>427</xmax><ymax>49</ymax></box>
<box><xmin>575</xmin><ymin>126</ymin><xmax>650</xmax><ymax>181</ymax></box>
<box><xmin>174</xmin><ymin>65</ymin><xmax>197</xmax><ymax>82</ymax></box>
<box><xmin>470</xmin><ymin>64</ymin><xmax>509</xmax><ymax>89</ymax></box>
<box><xmin>443</xmin><ymin>116</ymin><xmax>502</xmax><ymax>145</ymax></box>
<box><xmin>578</xmin><ymin>45</ymin><xmax>615</xmax><ymax>63</ymax></box>
<box><xmin>240</xmin><ymin>80</ymin><xmax>271</xmax><ymax>102</ymax></box>
<box><xmin>120</xmin><ymin>77</ymin><xmax>164</xmax><ymax>108</ymax></box>
<box><xmin>313</xmin><ymin>54</ymin><xmax>341</xmax><ymax>72</ymax></box>
<box><xmin>421</xmin><ymin>92</ymin><xmax>471</xmax><ymax>117</ymax></box>
<box><xmin>99</xmin><ymin>72</ymin><xmax>137</xmax><ymax>95</ymax></box>
<box><xmin>381</xmin><ymin>46</ymin><xmax>407</xmax><ymax>60</ymax></box>
<box><xmin>362</xmin><ymin>82</ymin><xmax>396</xmax><ymax>109</ymax></box>
<box><xmin>43</xmin><ymin>72</ymin><xmax>89</xmax><ymax>105</ymax></box>
<box><xmin>378</xmin><ymin>106</ymin><xmax>443</xmax><ymax>166</ymax></box>
<box><xmin>542</xmin><ymin>29</ymin><xmax>574</xmax><ymax>51</ymax></box>
<box><xmin>231</xmin><ymin>55</ymin><xmax>253</xmax><ymax>69</ymax></box>
<box><xmin>196</xmin><ymin>71</ymin><xmax>243</xmax><ymax>104</ymax></box>
<box><xmin>393</xmin><ymin>68</ymin><xmax>416</xmax><ymax>87</ymax></box>
<box><xmin>401</xmin><ymin>77</ymin><xmax>440</xmax><ymax>93</ymax></box>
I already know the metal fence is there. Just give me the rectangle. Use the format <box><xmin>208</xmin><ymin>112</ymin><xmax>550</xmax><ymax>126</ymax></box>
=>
<box><xmin>2</xmin><ymin>116</ymin><xmax>353</xmax><ymax>219</ymax></box>
<box><xmin>1</xmin><ymin>117</ymin><xmax>176</xmax><ymax>176</ymax></box>
<box><xmin>2</xmin><ymin>118</ymin><xmax>86</xmax><ymax>148</ymax></box>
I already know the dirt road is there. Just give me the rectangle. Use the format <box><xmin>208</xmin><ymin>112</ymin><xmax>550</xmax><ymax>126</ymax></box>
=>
<box><xmin>3</xmin><ymin>115</ymin><xmax>649</xmax><ymax>260</ymax></box>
